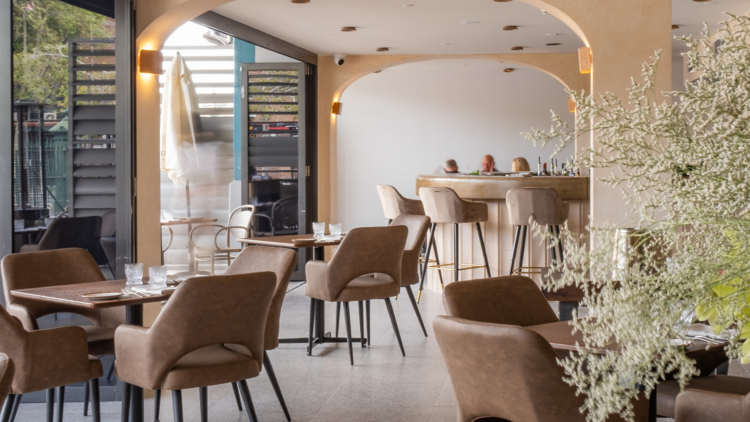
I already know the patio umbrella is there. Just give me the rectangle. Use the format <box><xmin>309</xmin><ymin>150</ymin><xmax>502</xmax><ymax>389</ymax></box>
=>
<box><xmin>160</xmin><ymin>52</ymin><xmax>201</xmax><ymax>217</ymax></box>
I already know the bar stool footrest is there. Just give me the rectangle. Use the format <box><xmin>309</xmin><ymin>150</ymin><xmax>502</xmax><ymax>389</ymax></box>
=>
<box><xmin>428</xmin><ymin>263</ymin><xmax>486</xmax><ymax>271</ymax></box>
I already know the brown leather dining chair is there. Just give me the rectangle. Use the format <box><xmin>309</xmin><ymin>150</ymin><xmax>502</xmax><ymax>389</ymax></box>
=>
<box><xmin>0</xmin><ymin>355</ymin><xmax>13</xmax><ymax>415</ymax></box>
<box><xmin>151</xmin><ymin>246</ymin><xmax>298</xmax><ymax>422</ymax></box>
<box><xmin>657</xmin><ymin>375</ymin><xmax>750</xmax><ymax>421</ymax></box>
<box><xmin>433</xmin><ymin>316</ymin><xmax>647</xmax><ymax>422</ymax></box>
<box><xmin>0</xmin><ymin>304</ymin><xmax>103</xmax><ymax>422</ymax></box>
<box><xmin>1</xmin><ymin>248</ymin><xmax>123</xmax><ymax>417</ymax></box>
<box><xmin>116</xmin><ymin>272</ymin><xmax>277</xmax><ymax>422</ymax></box>
<box><xmin>306</xmin><ymin>226</ymin><xmax>408</xmax><ymax>365</ymax></box>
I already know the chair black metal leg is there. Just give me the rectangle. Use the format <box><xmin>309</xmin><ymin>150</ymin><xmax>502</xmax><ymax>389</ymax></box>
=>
<box><xmin>308</xmin><ymin>298</ymin><xmax>315</xmax><ymax>356</ymax></box>
<box><xmin>120</xmin><ymin>383</ymin><xmax>130</xmax><ymax>422</ymax></box>
<box><xmin>417</xmin><ymin>223</ymin><xmax>436</xmax><ymax>302</ymax></box>
<box><xmin>154</xmin><ymin>389</ymin><xmax>161</xmax><ymax>421</ymax></box>
<box><xmin>264</xmin><ymin>352</ymin><xmax>291</xmax><ymax>422</ymax></box>
<box><xmin>199</xmin><ymin>387</ymin><xmax>207</xmax><ymax>422</ymax></box>
<box><xmin>366</xmin><ymin>300</ymin><xmax>371</xmax><ymax>347</ymax></box>
<box><xmin>358</xmin><ymin>301</ymin><xmax>365</xmax><ymax>348</ymax></box>
<box><xmin>230</xmin><ymin>382</ymin><xmax>242</xmax><ymax>411</ymax></box>
<box><xmin>384</xmin><ymin>298</ymin><xmax>405</xmax><ymax>356</ymax></box>
<box><xmin>47</xmin><ymin>388</ymin><xmax>55</xmax><ymax>422</ymax></box>
<box><xmin>238</xmin><ymin>380</ymin><xmax>258</xmax><ymax>422</ymax></box>
<box><xmin>405</xmin><ymin>286</ymin><xmax>427</xmax><ymax>337</ymax></box>
<box><xmin>343</xmin><ymin>302</ymin><xmax>354</xmax><ymax>365</ymax></box>
<box><xmin>335</xmin><ymin>302</ymin><xmax>341</xmax><ymax>337</ymax></box>
<box><xmin>453</xmin><ymin>224</ymin><xmax>459</xmax><ymax>282</ymax></box>
<box><xmin>172</xmin><ymin>390</ymin><xmax>183</xmax><ymax>422</ymax></box>
<box><xmin>1</xmin><ymin>395</ymin><xmax>15</xmax><ymax>422</ymax></box>
<box><xmin>518</xmin><ymin>226</ymin><xmax>528</xmax><ymax>270</ymax></box>
<box><xmin>8</xmin><ymin>394</ymin><xmax>20</xmax><ymax>422</ymax></box>
<box><xmin>106</xmin><ymin>359</ymin><xmax>115</xmax><ymax>382</ymax></box>
<box><xmin>83</xmin><ymin>381</ymin><xmax>89</xmax><ymax>416</ymax></box>
<box><xmin>509</xmin><ymin>225</ymin><xmax>521</xmax><ymax>275</ymax></box>
<box><xmin>476</xmin><ymin>222</ymin><xmax>491</xmax><ymax>277</ymax></box>
<box><xmin>548</xmin><ymin>225</ymin><xmax>557</xmax><ymax>265</ymax></box>
<box><xmin>431</xmin><ymin>230</ymin><xmax>445</xmax><ymax>289</ymax></box>
<box><xmin>55</xmin><ymin>386</ymin><xmax>64</xmax><ymax>422</ymax></box>
<box><xmin>555</xmin><ymin>225</ymin><xmax>564</xmax><ymax>263</ymax></box>
<box><xmin>90</xmin><ymin>378</ymin><xmax>100</xmax><ymax>422</ymax></box>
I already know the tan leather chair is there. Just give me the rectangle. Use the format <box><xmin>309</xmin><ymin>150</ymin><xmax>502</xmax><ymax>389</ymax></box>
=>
<box><xmin>376</xmin><ymin>184</ymin><xmax>444</xmax><ymax>302</ymax></box>
<box><xmin>154</xmin><ymin>246</ymin><xmax>297</xmax><ymax>422</ymax></box>
<box><xmin>305</xmin><ymin>226</ymin><xmax>408</xmax><ymax>365</ymax></box>
<box><xmin>0</xmin><ymin>305</ymin><xmax>103</xmax><ymax>422</ymax></box>
<box><xmin>1</xmin><ymin>248</ymin><xmax>123</xmax><ymax>417</ymax></box>
<box><xmin>442</xmin><ymin>276</ymin><xmax>559</xmax><ymax>327</ymax></box>
<box><xmin>506</xmin><ymin>187</ymin><xmax>569</xmax><ymax>275</ymax></box>
<box><xmin>418</xmin><ymin>187</ymin><xmax>491</xmax><ymax>291</ymax></box>
<box><xmin>0</xmin><ymin>355</ymin><xmax>13</xmax><ymax>417</ymax></box>
<box><xmin>115</xmin><ymin>273</ymin><xmax>276</xmax><ymax>422</ymax></box>
<box><xmin>657</xmin><ymin>375</ymin><xmax>750</xmax><ymax>421</ymax></box>
<box><xmin>434</xmin><ymin>316</ymin><xmax>646</xmax><ymax>422</ymax></box>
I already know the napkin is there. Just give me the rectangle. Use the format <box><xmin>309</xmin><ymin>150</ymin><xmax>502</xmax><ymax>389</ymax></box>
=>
<box><xmin>131</xmin><ymin>285</ymin><xmax>175</xmax><ymax>295</ymax></box>
<box><xmin>687</xmin><ymin>323</ymin><xmax>730</xmax><ymax>339</ymax></box>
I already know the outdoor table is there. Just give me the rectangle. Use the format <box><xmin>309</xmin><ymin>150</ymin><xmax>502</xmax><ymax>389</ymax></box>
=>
<box><xmin>160</xmin><ymin>217</ymin><xmax>218</xmax><ymax>272</ymax></box>
<box><xmin>11</xmin><ymin>279</ymin><xmax>174</xmax><ymax>422</ymax></box>
<box><xmin>527</xmin><ymin>320</ymin><xmax>729</xmax><ymax>422</ymax></box>
<box><xmin>238</xmin><ymin>234</ymin><xmax>355</xmax><ymax>354</ymax></box>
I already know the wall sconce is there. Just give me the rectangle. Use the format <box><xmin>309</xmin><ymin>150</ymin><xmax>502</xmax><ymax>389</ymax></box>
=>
<box><xmin>578</xmin><ymin>47</ymin><xmax>592</xmax><ymax>74</ymax></box>
<box><xmin>139</xmin><ymin>50</ymin><xmax>164</xmax><ymax>75</ymax></box>
<box><xmin>568</xmin><ymin>99</ymin><xmax>576</xmax><ymax>113</ymax></box>
<box><xmin>331</xmin><ymin>102</ymin><xmax>343</xmax><ymax>115</ymax></box>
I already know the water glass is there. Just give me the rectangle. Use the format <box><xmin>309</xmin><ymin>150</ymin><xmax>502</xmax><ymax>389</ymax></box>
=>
<box><xmin>148</xmin><ymin>265</ymin><xmax>168</xmax><ymax>287</ymax></box>
<box><xmin>125</xmin><ymin>263</ymin><xmax>143</xmax><ymax>286</ymax></box>
<box><xmin>313</xmin><ymin>222</ymin><xmax>326</xmax><ymax>239</ymax></box>
<box><xmin>329</xmin><ymin>223</ymin><xmax>342</xmax><ymax>237</ymax></box>
<box><xmin>13</xmin><ymin>219</ymin><xmax>24</xmax><ymax>231</ymax></box>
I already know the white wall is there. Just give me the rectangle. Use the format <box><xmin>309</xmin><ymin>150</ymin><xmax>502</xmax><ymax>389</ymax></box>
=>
<box><xmin>337</xmin><ymin>59</ymin><xmax>575</xmax><ymax>231</ymax></box>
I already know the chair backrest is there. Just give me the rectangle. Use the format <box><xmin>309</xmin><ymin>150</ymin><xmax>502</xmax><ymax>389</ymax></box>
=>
<box><xmin>506</xmin><ymin>187</ymin><xmax>567</xmax><ymax>226</ymax></box>
<box><xmin>36</xmin><ymin>216</ymin><xmax>102</xmax><ymax>252</ymax></box>
<box><xmin>224</xmin><ymin>246</ymin><xmax>298</xmax><ymax>350</ymax></box>
<box><xmin>434</xmin><ymin>316</ymin><xmax>584</xmax><ymax>422</ymax></box>
<box><xmin>376</xmin><ymin>185</ymin><xmax>425</xmax><ymax>220</ymax></box>
<box><xmin>443</xmin><ymin>276</ymin><xmax>558</xmax><ymax>327</ymax></box>
<box><xmin>145</xmin><ymin>273</ymin><xmax>277</xmax><ymax>389</ymax></box>
<box><xmin>0</xmin><ymin>353</ymin><xmax>14</xmax><ymax>405</ymax></box>
<box><xmin>100</xmin><ymin>211</ymin><xmax>116</xmax><ymax>237</ymax></box>
<box><xmin>325</xmin><ymin>226</ymin><xmax>408</xmax><ymax>298</ymax></box>
<box><xmin>272</xmin><ymin>197</ymin><xmax>298</xmax><ymax>230</ymax></box>
<box><xmin>419</xmin><ymin>187</ymin><xmax>488</xmax><ymax>224</ymax></box>
<box><xmin>227</xmin><ymin>205</ymin><xmax>255</xmax><ymax>241</ymax></box>
<box><xmin>389</xmin><ymin>214</ymin><xmax>430</xmax><ymax>286</ymax></box>
<box><xmin>1</xmin><ymin>248</ymin><xmax>107</xmax><ymax>329</ymax></box>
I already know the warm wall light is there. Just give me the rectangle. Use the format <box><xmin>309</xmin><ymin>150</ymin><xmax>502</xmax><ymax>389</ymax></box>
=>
<box><xmin>139</xmin><ymin>50</ymin><xmax>164</xmax><ymax>74</ymax></box>
<box><xmin>503</xmin><ymin>25</ymin><xmax>518</xmax><ymax>31</ymax></box>
<box><xmin>568</xmin><ymin>99</ymin><xmax>577</xmax><ymax>113</ymax></box>
<box><xmin>332</xmin><ymin>102</ymin><xmax>343</xmax><ymax>115</ymax></box>
<box><xmin>376</xmin><ymin>47</ymin><xmax>390</xmax><ymax>52</ymax></box>
<box><xmin>503</xmin><ymin>68</ymin><xmax>514</xmax><ymax>73</ymax></box>
<box><xmin>578</xmin><ymin>47</ymin><xmax>592</xmax><ymax>74</ymax></box>
<box><xmin>341</xmin><ymin>26</ymin><xmax>357</xmax><ymax>32</ymax></box>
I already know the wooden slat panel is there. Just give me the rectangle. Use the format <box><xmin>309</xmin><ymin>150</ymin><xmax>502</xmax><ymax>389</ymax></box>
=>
<box><xmin>73</xmin><ymin>120</ymin><xmax>116</xmax><ymax>135</ymax></box>
<box><xmin>73</xmin><ymin>94</ymin><xmax>116</xmax><ymax>102</ymax></box>
<box><xmin>73</xmin><ymin>166</ymin><xmax>116</xmax><ymax>177</ymax></box>
<box><xmin>72</xmin><ymin>50</ymin><xmax>115</xmax><ymax>57</ymax></box>
<box><xmin>73</xmin><ymin>80</ymin><xmax>116</xmax><ymax>86</ymax></box>
<box><xmin>74</xmin><ymin>106</ymin><xmax>115</xmax><ymax>120</ymax></box>
<box><xmin>74</xmin><ymin>149</ymin><xmax>116</xmax><ymax>165</ymax></box>
<box><xmin>75</xmin><ymin>178</ymin><xmax>117</xmax><ymax>195</ymax></box>
<box><xmin>248</xmin><ymin>156</ymin><xmax>297</xmax><ymax>167</ymax></box>
<box><xmin>73</xmin><ymin>195</ymin><xmax>116</xmax><ymax>209</ymax></box>
<box><xmin>73</xmin><ymin>65</ymin><xmax>116</xmax><ymax>72</ymax></box>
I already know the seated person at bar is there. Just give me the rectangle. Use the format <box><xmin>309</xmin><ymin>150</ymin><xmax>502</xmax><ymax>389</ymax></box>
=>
<box><xmin>434</xmin><ymin>159</ymin><xmax>460</xmax><ymax>174</ymax></box>
<box><xmin>511</xmin><ymin>157</ymin><xmax>531</xmax><ymax>172</ymax></box>
<box><xmin>480</xmin><ymin>154</ymin><xmax>498</xmax><ymax>172</ymax></box>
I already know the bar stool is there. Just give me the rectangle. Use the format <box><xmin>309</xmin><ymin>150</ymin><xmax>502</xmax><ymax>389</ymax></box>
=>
<box><xmin>506</xmin><ymin>187</ymin><xmax>569</xmax><ymax>276</ymax></box>
<box><xmin>418</xmin><ymin>187</ymin><xmax>491</xmax><ymax>297</ymax></box>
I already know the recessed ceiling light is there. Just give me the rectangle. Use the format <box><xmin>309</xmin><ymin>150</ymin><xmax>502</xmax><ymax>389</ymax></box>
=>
<box><xmin>511</xmin><ymin>46</ymin><xmax>524</xmax><ymax>51</ymax></box>
<box><xmin>504</xmin><ymin>68</ymin><xmax>515</xmax><ymax>73</ymax></box>
<box><xmin>376</xmin><ymin>47</ymin><xmax>390</xmax><ymax>52</ymax></box>
<box><xmin>291</xmin><ymin>0</ymin><xmax>310</xmax><ymax>3</ymax></box>
<box><xmin>672</xmin><ymin>25</ymin><xmax>680</xmax><ymax>29</ymax></box>
<box><xmin>546</xmin><ymin>43</ymin><xmax>561</xmax><ymax>46</ymax></box>
<box><xmin>503</xmin><ymin>25</ymin><xmax>519</xmax><ymax>31</ymax></box>
<box><xmin>341</xmin><ymin>26</ymin><xmax>357</xmax><ymax>32</ymax></box>
<box><xmin>461</xmin><ymin>21</ymin><xmax>481</xmax><ymax>24</ymax></box>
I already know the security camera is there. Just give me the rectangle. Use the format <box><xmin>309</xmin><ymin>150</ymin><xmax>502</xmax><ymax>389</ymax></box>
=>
<box><xmin>334</xmin><ymin>53</ymin><xmax>346</xmax><ymax>66</ymax></box>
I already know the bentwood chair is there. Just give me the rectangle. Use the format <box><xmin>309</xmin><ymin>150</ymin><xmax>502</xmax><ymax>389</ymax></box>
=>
<box><xmin>189</xmin><ymin>205</ymin><xmax>256</xmax><ymax>274</ymax></box>
<box><xmin>1</xmin><ymin>248</ymin><xmax>123</xmax><ymax>416</ymax></box>
<box><xmin>433</xmin><ymin>316</ymin><xmax>647</xmax><ymax>422</ymax></box>
<box><xmin>0</xmin><ymin>355</ymin><xmax>13</xmax><ymax>415</ymax></box>
<box><xmin>657</xmin><ymin>375</ymin><xmax>750</xmax><ymax>421</ymax></box>
<box><xmin>0</xmin><ymin>305</ymin><xmax>103</xmax><ymax>422</ymax></box>
<box><xmin>151</xmin><ymin>246</ymin><xmax>298</xmax><ymax>422</ymax></box>
<box><xmin>116</xmin><ymin>273</ymin><xmax>276</xmax><ymax>422</ymax></box>
<box><xmin>19</xmin><ymin>216</ymin><xmax>102</xmax><ymax>255</ymax></box>
<box><xmin>306</xmin><ymin>226</ymin><xmax>408</xmax><ymax>365</ymax></box>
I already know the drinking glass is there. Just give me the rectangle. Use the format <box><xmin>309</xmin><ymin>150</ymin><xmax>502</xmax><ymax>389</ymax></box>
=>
<box><xmin>330</xmin><ymin>223</ymin><xmax>342</xmax><ymax>237</ymax></box>
<box><xmin>313</xmin><ymin>222</ymin><xmax>326</xmax><ymax>239</ymax></box>
<box><xmin>13</xmin><ymin>219</ymin><xmax>24</xmax><ymax>231</ymax></box>
<box><xmin>148</xmin><ymin>265</ymin><xmax>168</xmax><ymax>287</ymax></box>
<box><xmin>125</xmin><ymin>263</ymin><xmax>144</xmax><ymax>286</ymax></box>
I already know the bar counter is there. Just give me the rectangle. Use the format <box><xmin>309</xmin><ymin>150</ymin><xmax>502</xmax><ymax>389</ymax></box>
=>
<box><xmin>415</xmin><ymin>174</ymin><xmax>590</xmax><ymax>291</ymax></box>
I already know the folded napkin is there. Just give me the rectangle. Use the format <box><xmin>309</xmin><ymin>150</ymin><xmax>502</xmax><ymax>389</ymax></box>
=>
<box><xmin>687</xmin><ymin>323</ymin><xmax>730</xmax><ymax>339</ymax></box>
<box><xmin>131</xmin><ymin>284</ymin><xmax>175</xmax><ymax>295</ymax></box>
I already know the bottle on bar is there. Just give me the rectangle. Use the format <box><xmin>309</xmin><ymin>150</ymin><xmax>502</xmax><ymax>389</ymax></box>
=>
<box><xmin>543</xmin><ymin>162</ymin><xmax>548</xmax><ymax>176</ymax></box>
<box><xmin>537</xmin><ymin>157</ymin><xmax>542</xmax><ymax>176</ymax></box>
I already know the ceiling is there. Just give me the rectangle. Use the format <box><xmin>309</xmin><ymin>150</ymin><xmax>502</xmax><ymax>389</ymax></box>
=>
<box><xmin>213</xmin><ymin>0</ymin><xmax>750</xmax><ymax>57</ymax></box>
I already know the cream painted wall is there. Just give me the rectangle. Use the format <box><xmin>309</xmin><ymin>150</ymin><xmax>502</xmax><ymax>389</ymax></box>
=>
<box><xmin>337</xmin><ymin>59</ymin><xmax>575</xmax><ymax>231</ymax></box>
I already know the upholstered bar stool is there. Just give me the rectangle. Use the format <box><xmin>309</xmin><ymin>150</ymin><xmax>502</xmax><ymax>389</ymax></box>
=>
<box><xmin>506</xmin><ymin>187</ymin><xmax>569</xmax><ymax>275</ymax></box>
<box><xmin>418</xmin><ymin>187</ymin><xmax>491</xmax><ymax>296</ymax></box>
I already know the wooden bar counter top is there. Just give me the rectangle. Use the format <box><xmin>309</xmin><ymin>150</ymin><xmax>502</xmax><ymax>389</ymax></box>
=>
<box><xmin>416</xmin><ymin>174</ymin><xmax>589</xmax><ymax>201</ymax></box>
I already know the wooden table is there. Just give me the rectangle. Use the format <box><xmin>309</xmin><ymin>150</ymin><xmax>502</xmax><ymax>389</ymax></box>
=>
<box><xmin>238</xmin><ymin>234</ymin><xmax>352</xmax><ymax>354</ymax></box>
<box><xmin>527</xmin><ymin>321</ymin><xmax>729</xmax><ymax>422</ymax></box>
<box><xmin>11</xmin><ymin>280</ymin><xmax>175</xmax><ymax>422</ymax></box>
<box><xmin>160</xmin><ymin>217</ymin><xmax>218</xmax><ymax>272</ymax></box>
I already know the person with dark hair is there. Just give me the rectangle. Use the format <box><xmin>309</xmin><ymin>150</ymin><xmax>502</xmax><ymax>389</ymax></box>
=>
<box><xmin>435</xmin><ymin>159</ymin><xmax>460</xmax><ymax>174</ymax></box>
